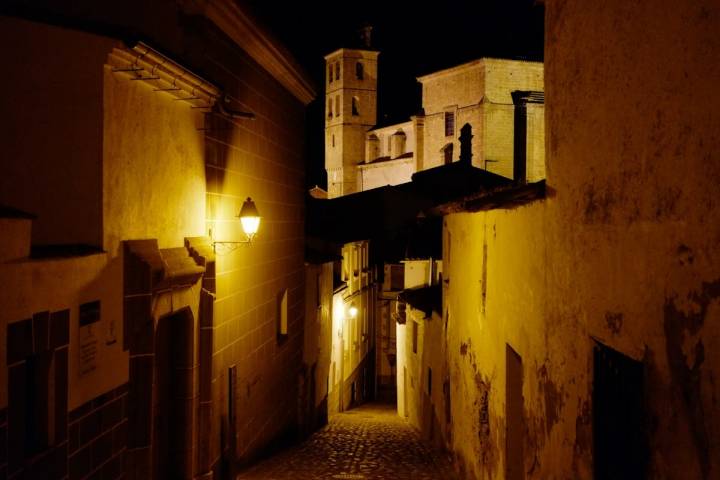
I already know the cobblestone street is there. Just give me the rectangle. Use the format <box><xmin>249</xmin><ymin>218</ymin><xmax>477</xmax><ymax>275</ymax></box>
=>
<box><xmin>235</xmin><ymin>403</ymin><xmax>458</xmax><ymax>480</ymax></box>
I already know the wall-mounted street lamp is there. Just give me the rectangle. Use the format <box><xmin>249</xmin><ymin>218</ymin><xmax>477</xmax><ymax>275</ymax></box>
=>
<box><xmin>213</xmin><ymin>197</ymin><xmax>261</xmax><ymax>252</ymax></box>
<box><xmin>348</xmin><ymin>304</ymin><xmax>358</xmax><ymax>319</ymax></box>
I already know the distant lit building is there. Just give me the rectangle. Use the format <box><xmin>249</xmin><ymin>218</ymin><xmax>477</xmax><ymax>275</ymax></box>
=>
<box><xmin>328</xmin><ymin>240</ymin><xmax>376</xmax><ymax>414</ymax></box>
<box><xmin>324</xmin><ymin>49</ymin><xmax>545</xmax><ymax>198</ymax></box>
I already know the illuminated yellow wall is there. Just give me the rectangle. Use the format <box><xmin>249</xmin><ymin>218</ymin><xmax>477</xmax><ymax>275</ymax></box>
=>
<box><xmin>395</xmin><ymin>259</ymin><xmax>448</xmax><ymax>446</ymax></box>
<box><xmin>328</xmin><ymin>241</ymin><xmax>375</xmax><ymax>412</ymax></box>
<box><xmin>197</xmin><ymin>36</ymin><xmax>311</xmax><ymax>464</ymax></box>
<box><xmin>441</xmin><ymin>1</ymin><xmax>720</xmax><ymax>478</ymax></box>
<box><xmin>102</xmin><ymin>67</ymin><xmax>207</xmax><ymax>254</ymax></box>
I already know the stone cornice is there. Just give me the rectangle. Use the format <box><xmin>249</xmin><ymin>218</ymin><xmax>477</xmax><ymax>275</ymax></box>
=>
<box><xmin>194</xmin><ymin>0</ymin><xmax>316</xmax><ymax>105</ymax></box>
<box><xmin>417</xmin><ymin>57</ymin><xmax>542</xmax><ymax>84</ymax></box>
<box><xmin>324</xmin><ymin>48</ymin><xmax>380</xmax><ymax>61</ymax></box>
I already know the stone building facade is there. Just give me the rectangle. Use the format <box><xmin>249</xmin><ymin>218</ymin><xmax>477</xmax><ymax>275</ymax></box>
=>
<box><xmin>324</xmin><ymin>48</ymin><xmax>380</xmax><ymax>198</ymax></box>
<box><xmin>0</xmin><ymin>1</ymin><xmax>315</xmax><ymax>478</ymax></box>
<box><xmin>324</xmin><ymin>53</ymin><xmax>544</xmax><ymax>196</ymax></box>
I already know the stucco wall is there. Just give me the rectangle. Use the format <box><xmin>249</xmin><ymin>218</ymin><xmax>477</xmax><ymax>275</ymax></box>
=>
<box><xmin>399</xmin><ymin>307</ymin><xmax>448</xmax><ymax>448</ymax></box>
<box><xmin>439</xmin><ymin>1</ymin><xmax>720</xmax><ymax>479</ymax></box>
<box><xmin>103</xmin><ymin>68</ymin><xmax>207</xmax><ymax>255</ymax></box>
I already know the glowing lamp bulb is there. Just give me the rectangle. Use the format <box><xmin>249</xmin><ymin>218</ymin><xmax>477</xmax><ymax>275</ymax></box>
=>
<box><xmin>238</xmin><ymin>197</ymin><xmax>261</xmax><ymax>239</ymax></box>
<box><xmin>348</xmin><ymin>305</ymin><xmax>358</xmax><ymax>318</ymax></box>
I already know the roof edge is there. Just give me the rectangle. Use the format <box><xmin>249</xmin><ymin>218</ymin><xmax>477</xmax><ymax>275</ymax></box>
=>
<box><xmin>417</xmin><ymin>56</ymin><xmax>543</xmax><ymax>83</ymax></box>
<box><xmin>202</xmin><ymin>0</ymin><xmax>317</xmax><ymax>105</ymax></box>
<box><xmin>324</xmin><ymin>48</ymin><xmax>380</xmax><ymax>60</ymax></box>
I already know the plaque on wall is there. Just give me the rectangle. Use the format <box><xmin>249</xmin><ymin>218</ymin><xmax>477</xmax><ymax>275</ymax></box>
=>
<box><xmin>79</xmin><ymin>300</ymin><xmax>100</xmax><ymax>376</ymax></box>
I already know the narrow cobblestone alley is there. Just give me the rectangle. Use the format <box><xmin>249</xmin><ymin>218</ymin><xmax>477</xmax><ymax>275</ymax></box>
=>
<box><xmin>235</xmin><ymin>403</ymin><xmax>458</xmax><ymax>480</ymax></box>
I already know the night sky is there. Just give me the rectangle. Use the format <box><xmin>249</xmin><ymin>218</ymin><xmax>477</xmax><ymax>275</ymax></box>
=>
<box><xmin>242</xmin><ymin>0</ymin><xmax>545</xmax><ymax>188</ymax></box>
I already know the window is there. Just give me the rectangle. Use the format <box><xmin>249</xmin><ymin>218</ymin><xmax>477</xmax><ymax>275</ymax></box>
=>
<box><xmin>353</xmin><ymin>247</ymin><xmax>359</xmax><ymax>277</ymax></box>
<box><xmin>412</xmin><ymin>321</ymin><xmax>418</xmax><ymax>354</ymax></box>
<box><xmin>352</xmin><ymin>97</ymin><xmax>359</xmax><ymax>116</ymax></box>
<box><xmin>328</xmin><ymin>64</ymin><xmax>333</xmax><ymax>83</ymax></box>
<box><xmin>278</xmin><ymin>288</ymin><xmax>288</xmax><ymax>336</ymax></box>
<box><xmin>444</xmin><ymin>111</ymin><xmax>455</xmax><ymax>137</ymax></box>
<box><xmin>228</xmin><ymin>365</ymin><xmax>237</xmax><ymax>425</ymax></box>
<box><xmin>356</xmin><ymin>62</ymin><xmax>364</xmax><ymax>80</ymax></box>
<box><xmin>332</xmin><ymin>134</ymin><xmax>335</xmax><ymax>147</ymax></box>
<box><xmin>335</xmin><ymin>62</ymin><xmax>340</xmax><ymax>80</ymax></box>
<box><xmin>327</xmin><ymin>99</ymin><xmax>333</xmax><ymax>118</ymax></box>
<box><xmin>335</xmin><ymin>96</ymin><xmax>341</xmax><ymax>117</ymax></box>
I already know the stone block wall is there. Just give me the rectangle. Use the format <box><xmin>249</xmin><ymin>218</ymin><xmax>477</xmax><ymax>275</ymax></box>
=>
<box><xmin>67</xmin><ymin>384</ymin><xmax>127</xmax><ymax>480</ymax></box>
<box><xmin>197</xmin><ymin>24</ymin><xmax>310</xmax><ymax>470</ymax></box>
<box><xmin>0</xmin><ymin>408</ymin><xmax>6</xmax><ymax>478</ymax></box>
<box><xmin>6</xmin><ymin>310</ymin><xmax>70</xmax><ymax>479</ymax></box>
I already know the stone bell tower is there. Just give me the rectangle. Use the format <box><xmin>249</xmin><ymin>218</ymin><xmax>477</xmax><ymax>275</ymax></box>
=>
<box><xmin>324</xmin><ymin>42</ymin><xmax>379</xmax><ymax>198</ymax></box>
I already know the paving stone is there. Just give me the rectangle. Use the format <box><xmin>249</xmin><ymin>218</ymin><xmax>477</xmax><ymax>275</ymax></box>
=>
<box><xmin>236</xmin><ymin>403</ymin><xmax>457</xmax><ymax>480</ymax></box>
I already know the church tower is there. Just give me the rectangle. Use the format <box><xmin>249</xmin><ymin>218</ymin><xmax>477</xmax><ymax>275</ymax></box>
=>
<box><xmin>324</xmin><ymin>46</ymin><xmax>379</xmax><ymax>198</ymax></box>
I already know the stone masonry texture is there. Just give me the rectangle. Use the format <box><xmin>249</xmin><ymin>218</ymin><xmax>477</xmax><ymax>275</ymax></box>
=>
<box><xmin>235</xmin><ymin>403</ymin><xmax>457</xmax><ymax>480</ymax></box>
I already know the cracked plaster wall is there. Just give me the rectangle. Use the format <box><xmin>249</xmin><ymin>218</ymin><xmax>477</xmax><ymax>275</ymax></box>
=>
<box><xmin>441</xmin><ymin>0</ymin><xmax>720</xmax><ymax>478</ymax></box>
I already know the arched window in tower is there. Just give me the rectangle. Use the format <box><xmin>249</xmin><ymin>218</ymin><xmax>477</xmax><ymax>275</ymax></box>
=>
<box><xmin>444</xmin><ymin>111</ymin><xmax>455</xmax><ymax>137</ymax></box>
<box><xmin>352</xmin><ymin>97</ymin><xmax>359</xmax><ymax>116</ymax></box>
<box><xmin>328</xmin><ymin>64</ymin><xmax>333</xmax><ymax>83</ymax></box>
<box><xmin>356</xmin><ymin>62</ymin><xmax>364</xmax><ymax>80</ymax></box>
<box><xmin>335</xmin><ymin>62</ymin><xmax>340</xmax><ymax>80</ymax></box>
<box><xmin>335</xmin><ymin>96</ymin><xmax>341</xmax><ymax>117</ymax></box>
<box><xmin>328</xmin><ymin>98</ymin><xmax>333</xmax><ymax>118</ymax></box>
